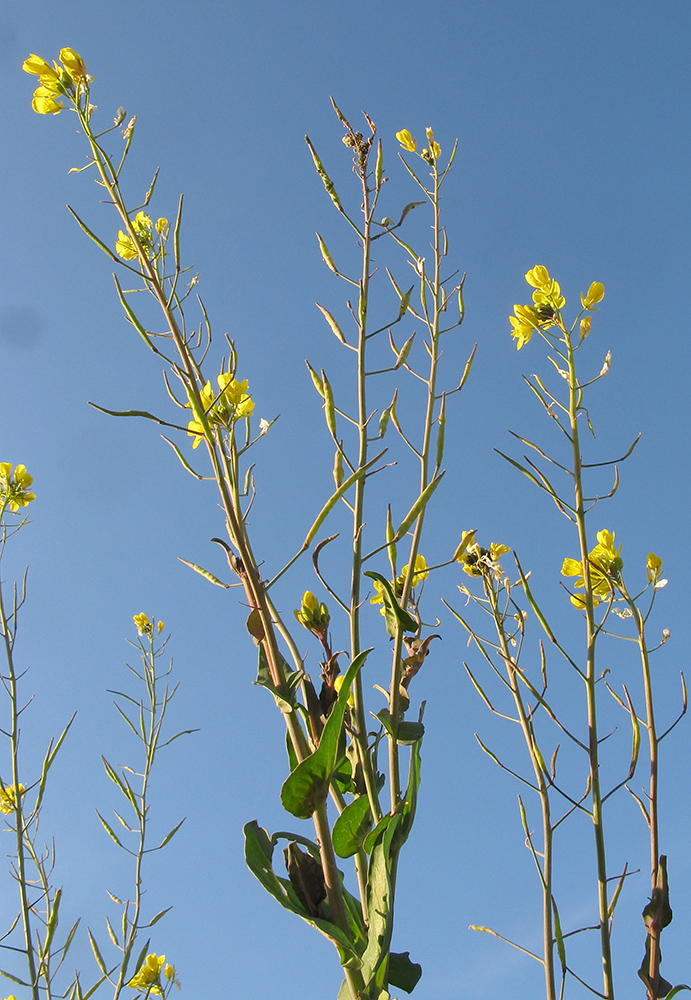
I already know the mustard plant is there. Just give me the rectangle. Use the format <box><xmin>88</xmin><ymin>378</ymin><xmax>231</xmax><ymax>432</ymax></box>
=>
<box><xmin>22</xmin><ymin>48</ymin><xmax>473</xmax><ymax>1000</ymax></box>
<box><xmin>0</xmin><ymin>460</ymin><xmax>185</xmax><ymax>999</ymax></box>
<box><xmin>0</xmin><ymin>463</ymin><xmax>77</xmax><ymax>1000</ymax></box>
<box><xmin>446</xmin><ymin>267</ymin><xmax>688</xmax><ymax>1000</ymax></box>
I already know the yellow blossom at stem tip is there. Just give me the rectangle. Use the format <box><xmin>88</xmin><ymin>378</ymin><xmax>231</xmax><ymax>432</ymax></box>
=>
<box><xmin>133</xmin><ymin>613</ymin><xmax>163</xmax><ymax>637</ymax></box>
<box><xmin>646</xmin><ymin>552</ymin><xmax>663</xmax><ymax>582</ymax></box>
<box><xmin>127</xmin><ymin>954</ymin><xmax>168</xmax><ymax>996</ymax></box>
<box><xmin>395</xmin><ymin>129</ymin><xmax>417</xmax><ymax>152</ymax></box>
<box><xmin>581</xmin><ymin>281</ymin><xmax>605</xmax><ymax>310</ymax></box>
<box><xmin>0</xmin><ymin>463</ymin><xmax>36</xmax><ymax>512</ymax></box>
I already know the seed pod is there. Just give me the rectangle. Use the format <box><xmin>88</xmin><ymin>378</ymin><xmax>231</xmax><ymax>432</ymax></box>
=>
<box><xmin>321</xmin><ymin>369</ymin><xmax>337</xmax><ymax>437</ymax></box>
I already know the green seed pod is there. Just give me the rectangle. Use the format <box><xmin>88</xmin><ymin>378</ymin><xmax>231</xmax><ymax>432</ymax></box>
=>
<box><xmin>321</xmin><ymin>369</ymin><xmax>337</xmax><ymax>437</ymax></box>
<box><xmin>333</xmin><ymin>445</ymin><xmax>344</xmax><ymax>488</ymax></box>
<box><xmin>316</xmin><ymin>233</ymin><xmax>338</xmax><ymax>274</ymax></box>
<box><xmin>305</xmin><ymin>360</ymin><xmax>325</xmax><ymax>398</ymax></box>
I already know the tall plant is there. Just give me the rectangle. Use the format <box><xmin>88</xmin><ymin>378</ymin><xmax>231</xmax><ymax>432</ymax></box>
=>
<box><xmin>22</xmin><ymin>49</ymin><xmax>472</xmax><ymax>1000</ymax></box>
<box><xmin>447</xmin><ymin>266</ymin><xmax>688</xmax><ymax>1000</ymax></box>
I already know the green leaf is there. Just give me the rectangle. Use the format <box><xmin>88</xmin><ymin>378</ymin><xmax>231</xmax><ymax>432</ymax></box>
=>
<box><xmin>243</xmin><ymin>821</ymin><xmax>359</xmax><ymax>961</ymax></box>
<box><xmin>360</xmin><ymin>824</ymin><xmax>399</xmax><ymax>993</ymax></box>
<box><xmin>364</xmin><ymin>571</ymin><xmax>417</xmax><ymax>638</ymax></box>
<box><xmin>332</xmin><ymin>795</ymin><xmax>373</xmax><ymax>858</ymax></box>
<box><xmin>388</xmin><ymin>952</ymin><xmax>422</xmax><ymax>993</ymax></box>
<box><xmin>254</xmin><ymin>647</ymin><xmax>303</xmax><ymax>714</ymax></box>
<box><xmin>375</xmin><ymin>709</ymin><xmax>424</xmax><ymax>746</ymax></box>
<box><xmin>281</xmin><ymin>650</ymin><xmax>371</xmax><ymax>818</ymax></box>
<box><xmin>396</xmin><ymin>733</ymin><xmax>422</xmax><ymax>847</ymax></box>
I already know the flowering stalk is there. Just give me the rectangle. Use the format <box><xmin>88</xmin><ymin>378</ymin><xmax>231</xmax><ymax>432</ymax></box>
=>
<box><xmin>0</xmin><ymin>469</ymin><xmax>76</xmax><ymax>1000</ymax></box>
<box><xmin>445</xmin><ymin>539</ymin><xmax>557</xmax><ymax>1000</ymax></box>
<box><xmin>91</xmin><ymin>614</ymin><xmax>185</xmax><ymax>1000</ymax></box>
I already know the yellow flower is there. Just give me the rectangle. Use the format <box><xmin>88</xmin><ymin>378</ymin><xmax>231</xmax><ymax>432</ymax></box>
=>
<box><xmin>562</xmin><ymin>529</ymin><xmax>623</xmax><ymax>607</ymax></box>
<box><xmin>157</xmin><ymin>621</ymin><xmax>165</xmax><ymax>634</ymax></box>
<box><xmin>216</xmin><ymin>373</ymin><xmax>255</xmax><ymax>420</ymax></box>
<box><xmin>523</xmin><ymin>265</ymin><xmax>566</xmax><ymax>323</ymax></box>
<box><xmin>186</xmin><ymin>371</ymin><xmax>254</xmax><ymax>447</ymax></box>
<box><xmin>509</xmin><ymin>303</ymin><xmax>540</xmax><ymax>350</ymax></box>
<box><xmin>395</xmin><ymin>129</ymin><xmax>417</xmax><ymax>152</ymax></box>
<box><xmin>490</xmin><ymin>542</ymin><xmax>511</xmax><ymax>562</ymax></box>
<box><xmin>402</xmin><ymin>554</ymin><xmax>429</xmax><ymax>586</ymax></box>
<box><xmin>133</xmin><ymin>613</ymin><xmax>153</xmax><ymax>636</ymax></box>
<box><xmin>646</xmin><ymin>552</ymin><xmax>663</xmax><ymax>582</ymax></box>
<box><xmin>0</xmin><ymin>463</ymin><xmax>36</xmax><ymax>512</ymax></box>
<box><xmin>155</xmin><ymin>217</ymin><xmax>169</xmax><ymax>235</ymax></box>
<box><xmin>31</xmin><ymin>87</ymin><xmax>63</xmax><ymax>115</ymax></box>
<box><xmin>116</xmin><ymin>212</ymin><xmax>156</xmax><ymax>261</ymax></box>
<box><xmin>186</xmin><ymin>380</ymin><xmax>216</xmax><ymax>448</ymax></box>
<box><xmin>457</xmin><ymin>534</ymin><xmax>510</xmax><ymax>578</ymax></box>
<box><xmin>59</xmin><ymin>47</ymin><xmax>87</xmax><ymax>81</ymax></box>
<box><xmin>115</xmin><ymin>232</ymin><xmax>137</xmax><ymax>260</ymax></box>
<box><xmin>334</xmin><ymin>674</ymin><xmax>355</xmax><ymax>708</ymax></box>
<box><xmin>0</xmin><ymin>783</ymin><xmax>25</xmax><ymax>814</ymax></box>
<box><xmin>22</xmin><ymin>54</ymin><xmax>59</xmax><ymax>79</ymax></box>
<box><xmin>524</xmin><ymin>265</ymin><xmax>552</xmax><ymax>290</ymax></box>
<box><xmin>23</xmin><ymin>49</ymin><xmax>89</xmax><ymax>116</ymax></box>
<box><xmin>579</xmin><ymin>316</ymin><xmax>591</xmax><ymax>340</ymax></box>
<box><xmin>127</xmin><ymin>953</ymin><xmax>167</xmax><ymax>995</ymax></box>
<box><xmin>581</xmin><ymin>281</ymin><xmax>605</xmax><ymax>310</ymax></box>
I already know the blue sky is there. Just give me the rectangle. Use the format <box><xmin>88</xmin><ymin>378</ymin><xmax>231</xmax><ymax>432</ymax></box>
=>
<box><xmin>1</xmin><ymin>0</ymin><xmax>690</xmax><ymax>997</ymax></box>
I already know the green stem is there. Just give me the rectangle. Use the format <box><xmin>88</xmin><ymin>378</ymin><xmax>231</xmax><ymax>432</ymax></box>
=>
<box><xmin>566</xmin><ymin>331</ymin><xmax>614</xmax><ymax>1000</ymax></box>
<box><xmin>486</xmin><ymin>579</ymin><xmax>556</xmax><ymax>1000</ymax></box>
<box><xmin>0</xmin><ymin>526</ymin><xmax>40</xmax><ymax>1000</ymax></box>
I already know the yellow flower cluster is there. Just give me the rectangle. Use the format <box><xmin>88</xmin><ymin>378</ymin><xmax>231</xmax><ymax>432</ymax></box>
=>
<box><xmin>133</xmin><ymin>613</ymin><xmax>165</xmax><ymax>636</ymax></box>
<box><xmin>509</xmin><ymin>266</ymin><xmax>605</xmax><ymax>351</ymax></box>
<box><xmin>0</xmin><ymin>463</ymin><xmax>36</xmax><ymax>513</ymax></box>
<box><xmin>186</xmin><ymin>369</ymin><xmax>255</xmax><ymax>448</ymax></box>
<box><xmin>22</xmin><ymin>48</ymin><xmax>89</xmax><ymax>115</ymax></box>
<box><xmin>456</xmin><ymin>531</ymin><xmax>510</xmax><ymax>578</ymax></box>
<box><xmin>370</xmin><ymin>554</ymin><xmax>429</xmax><ymax>614</ymax></box>
<box><xmin>509</xmin><ymin>265</ymin><xmax>565</xmax><ymax>350</ymax></box>
<box><xmin>561</xmin><ymin>529</ymin><xmax>624</xmax><ymax>608</ymax></box>
<box><xmin>294</xmin><ymin>591</ymin><xmax>330</xmax><ymax>636</ymax></box>
<box><xmin>395</xmin><ymin>127</ymin><xmax>441</xmax><ymax>162</ymax></box>
<box><xmin>127</xmin><ymin>953</ymin><xmax>177</xmax><ymax>996</ymax></box>
<box><xmin>0</xmin><ymin>783</ymin><xmax>25</xmax><ymax>814</ymax></box>
<box><xmin>116</xmin><ymin>212</ymin><xmax>169</xmax><ymax>261</ymax></box>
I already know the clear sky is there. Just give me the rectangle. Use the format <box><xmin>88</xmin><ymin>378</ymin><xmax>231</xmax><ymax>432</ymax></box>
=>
<box><xmin>1</xmin><ymin>0</ymin><xmax>690</xmax><ymax>997</ymax></box>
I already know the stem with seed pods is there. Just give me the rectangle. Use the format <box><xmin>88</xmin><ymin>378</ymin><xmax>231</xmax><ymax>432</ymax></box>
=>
<box><xmin>67</xmin><ymin>99</ymin><xmax>367</xmax><ymax>997</ymax></box>
<box><xmin>0</xmin><ymin>508</ymin><xmax>40</xmax><ymax>1000</ymax></box>
<box><xmin>562</xmin><ymin>323</ymin><xmax>614</xmax><ymax>999</ymax></box>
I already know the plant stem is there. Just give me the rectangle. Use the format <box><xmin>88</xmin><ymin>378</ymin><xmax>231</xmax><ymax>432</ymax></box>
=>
<box><xmin>0</xmin><ymin>522</ymin><xmax>40</xmax><ymax>1000</ymax></box>
<box><xmin>565</xmin><ymin>332</ymin><xmax>614</xmax><ymax>1000</ymax></box>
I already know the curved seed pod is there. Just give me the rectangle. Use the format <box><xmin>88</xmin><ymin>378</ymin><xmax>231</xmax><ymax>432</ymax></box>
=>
<box><xmin>321</xmin><ymin>369</ymin><xmax>337</xmax><ymax>437</ymax></box>
<box><xmin>305</xmin><ymin>360</ymin><xmax>325</xmax><ymax>398</ymax></box>
<box><xmin>316</xmin><ymin>303</ymin><xmax>346</xmax><ymax>345</ymax></box>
